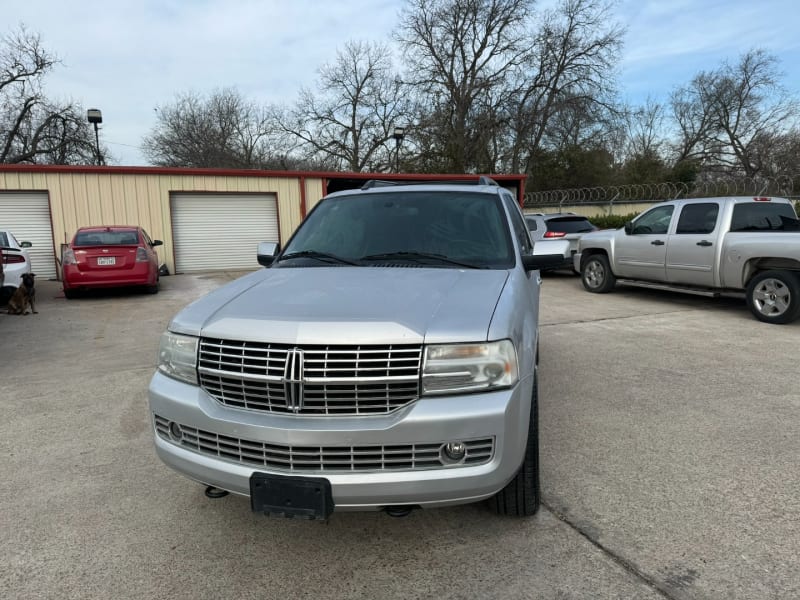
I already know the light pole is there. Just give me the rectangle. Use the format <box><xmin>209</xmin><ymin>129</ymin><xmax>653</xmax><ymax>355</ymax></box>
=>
<box><xmin>392</xmin><ymin>126</ymin><xmax>405</xmax><ymax>173</ymax></box>
<box><xmin>87</xmin><ymin>108</ymin><xmax>103</xmax><ymax>165</ymax></box>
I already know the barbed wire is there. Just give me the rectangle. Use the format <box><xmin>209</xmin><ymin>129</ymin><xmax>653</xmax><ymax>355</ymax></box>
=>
<box><xmin>523</xmin><ymin>175</ymin><xmax>799</xmax><ymax>208</ymax></box>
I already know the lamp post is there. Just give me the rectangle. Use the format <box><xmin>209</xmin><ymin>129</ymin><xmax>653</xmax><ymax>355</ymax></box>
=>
<box><xmin>87</xmin><ymin>108</ymin><xmax>103</xmax><ymax>165</ymax></box>
<box><xmin>392</xmin><ymin>126</ymin><xmax>405</xmax><ymax>173</ymax></box>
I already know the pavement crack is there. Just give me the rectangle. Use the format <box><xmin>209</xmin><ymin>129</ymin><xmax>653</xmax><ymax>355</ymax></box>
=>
<box><xmin>541</xmin><ymin>309</ymin><xmax>697</xmax><ymax>327</ymax></box>
<box><xmin>542</xmin><ymin>500</ymin><xmax>678</xmax><ymax>600</ymax></box>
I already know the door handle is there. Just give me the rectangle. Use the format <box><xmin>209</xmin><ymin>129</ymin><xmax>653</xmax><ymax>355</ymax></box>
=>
<box><xmin>651</xmin><ymin>240</ymin><xmax>665</xmax><ymax>246</ymax></box>
<box><xmin>697</xmin><ymin>240</ymin><xmax>713</xmax><ymax>247</ymax></box>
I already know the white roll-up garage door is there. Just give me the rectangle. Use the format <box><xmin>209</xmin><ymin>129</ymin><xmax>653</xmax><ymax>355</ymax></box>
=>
<box><xmin>0</xmin><ymin>192</ymin><xmax>57</xmax><ymax>280</ymax></box>
<box><xmin>171</xmin><ymin>193</ymin><xmax>279</xmax><ymax>273</ymax></box>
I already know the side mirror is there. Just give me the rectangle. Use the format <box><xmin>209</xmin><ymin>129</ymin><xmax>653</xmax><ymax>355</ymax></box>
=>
<box><xmin>152</xmin><ymin>240</ymin><xmax>163</xmax><ymax>247</ymax></box>
<box><xmin>525</xmin><ymin>238</ymin><xmax>570</xmax><ymax>271</ymax></box>
<box><xmin>21</xmin><ymin>241</ymin><xmax>32</xmax><ymax>248</ymax></box>
<box><xmin>522</xmin><ymin>254</ymin><xmax>568</xmax><ymax>272</ymax></box>
<box><xmin>624</xmin><ymin>221</ymin><xmax>633</xmax><ymax>235</ymax></box>
<box><xmin>257</xmin><ymin>242</ymin><xmax>280</xmax><ymax>267</ymax></box>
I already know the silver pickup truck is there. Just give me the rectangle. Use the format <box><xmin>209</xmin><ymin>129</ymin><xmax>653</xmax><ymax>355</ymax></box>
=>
<box><xmin>574</xmin><ymin>196</ymin><xmax>800</xmax><ymax>324</ymax></box>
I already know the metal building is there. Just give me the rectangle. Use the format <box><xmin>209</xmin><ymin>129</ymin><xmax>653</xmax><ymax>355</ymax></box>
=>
<box><xmin>0</xmin><ymin>165</ymin><xmax>526</xmax><ymax>279</ymax></box>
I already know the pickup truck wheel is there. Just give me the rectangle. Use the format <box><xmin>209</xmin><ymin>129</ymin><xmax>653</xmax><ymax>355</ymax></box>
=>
<box><xmin>490</xmin><ymin>371</ymin><xmax>540</xmax><ymax>516</ymax></box>
<box><xmin>746</xmin><ymin>270</ymin><xmax>800</xmax><ymax>324</ymax></box>
<box><xmin>581</xmin><ymin>254</ymin><xmax>616</xmax><ymax>293</ymax></box>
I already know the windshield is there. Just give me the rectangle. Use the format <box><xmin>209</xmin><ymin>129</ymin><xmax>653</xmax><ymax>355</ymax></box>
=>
<box><xmin>282</xmin><ymin>191</ymin><xmax>514</xmax><ymax>269</ymax></box>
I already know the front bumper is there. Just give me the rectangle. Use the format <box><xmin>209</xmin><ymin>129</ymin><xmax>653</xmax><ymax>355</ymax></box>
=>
<box><xmin>148</xmin><ymin>371</ymin><xmax>533</xmax><ymax>511</ymax></box>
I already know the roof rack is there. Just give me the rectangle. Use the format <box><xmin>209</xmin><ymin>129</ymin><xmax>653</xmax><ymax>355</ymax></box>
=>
<box><xmin>360</xmin><ymin>180</ymin><xmax>401</xmax><ymax>190</ymax></box>
<box><xmin>361</xmin><ymin>176</ymin><xmax>499</xmax><ymax>191</ymax></box>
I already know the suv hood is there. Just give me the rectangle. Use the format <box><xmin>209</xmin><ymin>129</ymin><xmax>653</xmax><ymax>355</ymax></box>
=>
<box><xmin>170</xmin><ymin>267</ymin><xmax>509</xmax><ymax>345</ymax></box>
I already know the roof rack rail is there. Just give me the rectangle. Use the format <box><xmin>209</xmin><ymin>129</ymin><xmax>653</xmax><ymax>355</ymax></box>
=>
<box><xmin>361</xmin><ymin>180</ymin><xmax>401</xmax><ymax>190</ymax></box>
<box><xmin>361</xmin><ymin>176</ymin><xmax>499</xmax><ymax>191</ymax></box>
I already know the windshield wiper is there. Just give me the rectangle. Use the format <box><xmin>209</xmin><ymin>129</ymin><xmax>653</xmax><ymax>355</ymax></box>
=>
<box><xmin>278</xmin><ymin>250</ymin><xmax>358</xmax><ymax>265</ymax></box>
<box><xmin>359</xmin><ymin>251</ymin><xmax>483</xmax><ymax>269</ymax></box>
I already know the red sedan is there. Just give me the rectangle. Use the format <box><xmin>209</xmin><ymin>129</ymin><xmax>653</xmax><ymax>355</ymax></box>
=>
<box><xmin>62</xmin><ymin>226</ymin><xmax>163</xmax><ymax>298</ymax></box>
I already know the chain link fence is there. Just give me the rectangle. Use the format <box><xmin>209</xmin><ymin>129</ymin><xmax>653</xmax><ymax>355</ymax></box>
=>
<box><xmin>524</xmin><ymin>175</ymin><xmax>799</xmax><ymax>210</ymax></box>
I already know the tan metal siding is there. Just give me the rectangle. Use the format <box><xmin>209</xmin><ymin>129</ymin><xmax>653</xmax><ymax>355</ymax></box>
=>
<box><xmin>0</xmin><ymin>170</ymin><xmax>323</xmax><ymax>275</ymax></box>
<box><xmin>305</xmin><ymin>178</ymin><xmax>325</xmax><ymax>214</ymax></box>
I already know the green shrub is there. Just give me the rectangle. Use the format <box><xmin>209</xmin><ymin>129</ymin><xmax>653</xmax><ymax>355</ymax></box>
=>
<box><xmin>795</xmin><ymin>200</ymin><xmax>799</xmax><ymax>216</ymax></box>
<box><xmin>588</xmin><ymin>213</ymin><xmax>639</xmax><ymax>229</ymax></box>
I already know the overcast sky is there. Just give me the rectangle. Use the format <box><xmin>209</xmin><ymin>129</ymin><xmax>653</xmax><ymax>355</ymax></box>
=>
<box><xmin>4</xmin><ymin>0</ymin><xmax>799</xmax><ymax>166</ymax></box>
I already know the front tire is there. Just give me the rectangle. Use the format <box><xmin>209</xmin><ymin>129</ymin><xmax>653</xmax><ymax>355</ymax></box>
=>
<box><xmin>745</xmin><ymin>270</ymin><xmax>800</xmax><ymax>324</ymax></box>
<box><xmin>490</xmin><ymin>371</ymin><xmax>540</xmax><ymax>516</ymax></box>
<box><xmin>581</xmin><ymin>254</ymin><xmax>616</xmax><ymax>293</ymax></box>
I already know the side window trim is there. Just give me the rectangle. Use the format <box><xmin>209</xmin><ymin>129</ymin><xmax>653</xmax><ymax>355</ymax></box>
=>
<box><xmin>502</xmin><ymin>194</ymin><xmax>533</xmax><ymax>255</ymax></box>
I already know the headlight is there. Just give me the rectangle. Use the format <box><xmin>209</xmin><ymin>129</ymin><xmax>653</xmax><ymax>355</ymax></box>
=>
<box><xmin>422</xmin><ymin>340</ymin><xmax>518</xmax><ymax>395</ymax></box>
<box><xmin>158</xmin><ymin>331</ymin><xmax>198</xmax><ymax>385</ymax></box>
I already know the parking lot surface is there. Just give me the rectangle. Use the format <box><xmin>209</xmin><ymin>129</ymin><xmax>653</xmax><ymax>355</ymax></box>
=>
<box><xmin>1</xmin><ymin>272</ymin><xmax>798</xmax><ymax>599</ymax></box>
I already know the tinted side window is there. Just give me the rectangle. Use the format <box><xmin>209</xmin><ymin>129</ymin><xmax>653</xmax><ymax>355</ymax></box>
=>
<box><xmin>676</xmin><ymin>203</ymin><xmax>719</xmax><ymax>234</ymax></box>
<box><xmin>525</xmin><ymin>217</ymin><xmax>538</xmax><ymax>231</ymax></box>
<box><xmin>633</xmin><ymin>206</ymin><xmax>674</xmax><ymax>235</ymax></box>
<box><xmin>730</xmin><ymin>203</ymin><xmax>799</xmax><ymax>231</ymax></box>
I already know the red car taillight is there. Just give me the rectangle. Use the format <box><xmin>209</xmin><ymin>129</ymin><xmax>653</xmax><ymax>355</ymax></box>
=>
<box><xmin>62</xmin><ymin>248</ymin><xmax>77</xmax><ymax>265</ymax></box>
<box><xmin>543</xmin><ymin>231</ymin><xmax>567</xmax><ymax>238</ymax></box>
<box><xmin>3</xmin><ymin>254</ymin><xmax>25</xmax><ymax>264</ymax></box>
<box><xmin>135</xmin><ymin>247</ymin><xmax>148</xmax><ymax>262</ymax></box>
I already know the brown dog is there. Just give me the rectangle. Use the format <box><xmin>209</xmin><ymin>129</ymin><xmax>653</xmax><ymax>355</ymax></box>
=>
<box><xmin>7</xmin><ymin>272</ymin><xmax>37</xmax><ymax>315</ymax></box>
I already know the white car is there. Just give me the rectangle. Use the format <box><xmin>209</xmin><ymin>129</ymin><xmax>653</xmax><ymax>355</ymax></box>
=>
<box><xmin>0</xmin><ymin>230</ymin><xmax>33</xmax><ymax>299</ymax></box>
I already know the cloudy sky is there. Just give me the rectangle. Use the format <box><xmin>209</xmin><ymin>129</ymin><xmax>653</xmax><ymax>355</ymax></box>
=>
<box><xmin>4</xmin><ymin>0</ymin><xmax>799</xmax><ymax>165</ymax></box>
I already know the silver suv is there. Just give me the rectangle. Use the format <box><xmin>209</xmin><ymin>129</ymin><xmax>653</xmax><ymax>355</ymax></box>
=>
<box><xmin>149</xmin><ymin>178</ymin><xmax>565</xmax><ymax>519</ymax></box>
<box><xmin>524</xmin><ymin>213</ymin><xmax>597</xmax><ymax>271</ymax></box>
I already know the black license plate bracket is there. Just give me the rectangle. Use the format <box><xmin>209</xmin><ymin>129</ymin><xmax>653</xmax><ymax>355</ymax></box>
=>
<box><xmin>250</xmin><ymin>473</ymin><xmax>334</xmax><ymax>520</ymax></box>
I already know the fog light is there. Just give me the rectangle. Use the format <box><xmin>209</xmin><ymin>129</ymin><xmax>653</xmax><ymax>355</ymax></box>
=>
<box><xmin>442</xmin><ymin>442</ymin><xmax>467</xmax><ymax>463</ymax></box>
<box><xmin>169</xmin><ymin>421</ymin><xmax>183</xmax><ymax>442</ymax></box>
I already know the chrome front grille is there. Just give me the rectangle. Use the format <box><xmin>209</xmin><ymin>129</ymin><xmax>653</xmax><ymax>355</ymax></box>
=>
<box><xmin>154</xmin><ymin>415</ymin><xmax>494</xmax><ymax>472</ymax></box>
<box><xmin>198</xmin><ymin>338</ymin><xmax>422</xmax><ymax>415</ymax></box>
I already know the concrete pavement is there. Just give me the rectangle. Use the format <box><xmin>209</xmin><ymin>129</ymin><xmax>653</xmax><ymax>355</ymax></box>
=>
<box><xmin>1</xmin><ymin>271</ymin><xmax>797</xmax><ymax>599</ymax></box>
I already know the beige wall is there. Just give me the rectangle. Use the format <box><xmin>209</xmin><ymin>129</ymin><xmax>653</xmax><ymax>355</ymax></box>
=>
<box><xmin>0</xmin><ymin>170</ymin><xmax>322</xmax><ymax>274</ymax></box>
<box><xmin>524</xmin><ymin>202</ymin><xmax>659</xmax><ymax>218</ymax></box>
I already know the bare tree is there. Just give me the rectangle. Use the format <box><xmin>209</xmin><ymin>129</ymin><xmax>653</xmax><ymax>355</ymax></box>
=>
<box><xmin>274</xmin><ymin>41</ymin><xmax>409</xmax><ymax>172</ymax></box>
<box><xmin>143</xmin><ymin>88</ymin><xmax>290</xmax><ymax>169</ymax></box>
<box><xmin>396</xmin><ymin>0</ymin><xmax>533</xmax><ymax>172</ymax></box>
<box><xmin>670</xmin><ymin>49</ymin><xmax>799</xmax><ymax>178</ymax></box>
<box><xmin>503</xmin><ymin>0</ymin><xmax>623</xmax><ymax>173</ymax></box>
<box><xmin>0</xmin><ymin>25</ymin><xmax>97</xmax><ymax>164</ymax></box>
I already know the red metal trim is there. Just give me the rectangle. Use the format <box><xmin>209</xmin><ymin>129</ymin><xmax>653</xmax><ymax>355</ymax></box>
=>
<box><xmin>299</xmin><ymin>176</ymin><xmax>307</xmax><ymax>219</ymax></box>
<box><xmin>322</xmin><ymin>178</ymin><xmax>328</xmax><ymax>197</ymax></box>
<box><xmin>0</xmin><ymin>163</ymin><xmax>526</xmax><ymax>185</ymax></box>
